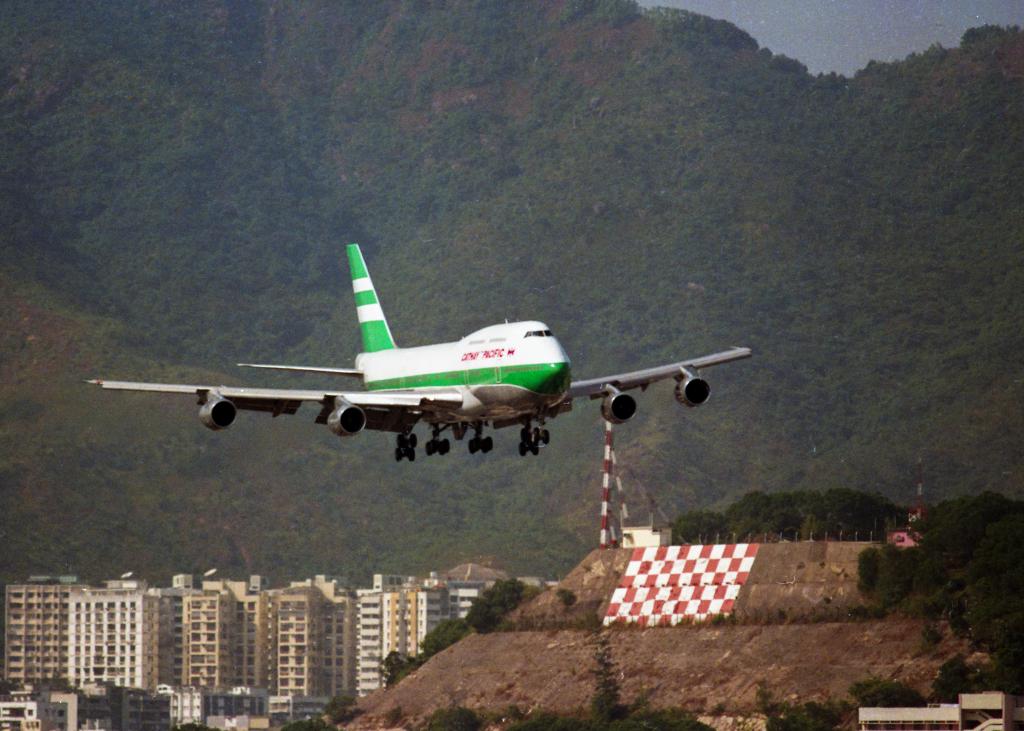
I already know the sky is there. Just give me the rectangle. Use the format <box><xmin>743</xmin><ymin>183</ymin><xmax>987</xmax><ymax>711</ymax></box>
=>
<box><xmin>638</xmin><ymin>0</ymin><xmax>1024</xmax><ymax>75</ymax></box>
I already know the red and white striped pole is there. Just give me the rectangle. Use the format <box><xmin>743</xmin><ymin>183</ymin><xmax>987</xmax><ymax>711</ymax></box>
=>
<box><xmin>600</xmin><ymin>420</ymin><xmax>614</xmax><ymax>549</ymax></box>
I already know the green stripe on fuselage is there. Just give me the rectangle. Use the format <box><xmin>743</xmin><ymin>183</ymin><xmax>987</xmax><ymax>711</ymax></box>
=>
<box><xmin>365</xmin><ymin>361</ymin><xmax>570</xmax><ymax>395</ymax></box>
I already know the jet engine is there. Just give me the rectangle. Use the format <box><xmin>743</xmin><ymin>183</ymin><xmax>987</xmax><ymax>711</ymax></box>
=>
<box><xmin>327</xmin><ymin>397</ymin><xmax>367</xmax><ymax>437</ymax></box>
<box><xmin>601</xmin><ymin>387</ymin><xmax>637</xmax><ymax>424</ymax></box>
<box><xmin>199</xmin><ymin>395</ymin><xmax>237</xmax><ymax>430</ymax></box>
<box><xmin>675</xmin><ymin>367</ymin><xmax>711</xmax><ymax>408</ymax></box>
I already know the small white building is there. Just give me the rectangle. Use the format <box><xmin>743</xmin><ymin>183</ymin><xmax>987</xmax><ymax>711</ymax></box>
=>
<box><xmin>621</xmin><ymin>524</ymin><xmax>672</xmax><ymax>548</ymax></box>
<box><xmin>0</xmin><ymin>696</ymin><xmax>71</xmax><ymax>731</ymax></box>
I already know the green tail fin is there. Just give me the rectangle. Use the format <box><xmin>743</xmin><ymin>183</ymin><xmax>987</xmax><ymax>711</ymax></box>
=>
<box><xmin>346</xmin><ymin>243</ymin><xmax>396</xmax><ymax>353</ymax></box>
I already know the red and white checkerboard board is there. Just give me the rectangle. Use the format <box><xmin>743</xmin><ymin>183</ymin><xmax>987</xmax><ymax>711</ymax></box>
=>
<box><xmin>604</xmin><ymin>544</ymin><xmax>760</xmax><ymax>626</ymax></box>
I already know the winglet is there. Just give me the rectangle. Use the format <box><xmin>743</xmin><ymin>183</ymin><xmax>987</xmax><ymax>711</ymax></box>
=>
<box><xmin>346</xmin><ymin>244</ymin><xmax>397</xmax><ymax>353</ymax></box>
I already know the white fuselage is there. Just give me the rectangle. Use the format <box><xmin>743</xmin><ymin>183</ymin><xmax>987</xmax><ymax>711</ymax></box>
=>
<box><xmin>355</xmin><ymin>321</ymin><xmax>571</xmax><ymax>422</ymax></box>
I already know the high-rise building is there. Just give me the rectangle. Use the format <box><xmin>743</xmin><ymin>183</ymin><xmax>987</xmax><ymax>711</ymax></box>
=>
<box><xmin>266</xmin><ymin>586</ymin><xmax>323</xmax><ymax>697</ymax></box>
<box><xmin>152</xmin><ymin>576</ymin><xmax>200</xmax><ymax>687</ymax></box>
<box><xmin>181</xmin><ymin>578</ymin><xmax>268</xmax><ymax>690</ymax></box>
<box><xmin>380</xmin><ymin>587</ymin><xmax>447</xmax><ymax>658</ymax></box>
<box><xmin>355</xmin><ymin>590</ymin><xmax>383</xmax><ymax>697</ymax></box>
<box><xmin>282</xmin><ymin>577</ymin><xmax>355</xmax><ymax>698</ymax></box>
<box><xmin>3</xmin><ymin>576</ymin><xmax>85</xmax><ymax>686</ymax></box>
<box><xmin>67</xmin><ymin>580</ymin><xmax>161</xmax><ymax>691</ymax></box>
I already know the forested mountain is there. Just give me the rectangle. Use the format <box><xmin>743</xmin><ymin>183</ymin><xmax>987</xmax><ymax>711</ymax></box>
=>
<box><xmin>1</xmin><ymin>0</ymin><xmax>1022</xmax><ymax>583</ymax></box>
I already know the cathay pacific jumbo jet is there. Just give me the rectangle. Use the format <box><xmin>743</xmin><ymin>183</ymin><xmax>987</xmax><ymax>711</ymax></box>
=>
<box><xmin>88</xmin><ymin>244</ymin><xmax>750</xmax><ymax>461</ymax></box>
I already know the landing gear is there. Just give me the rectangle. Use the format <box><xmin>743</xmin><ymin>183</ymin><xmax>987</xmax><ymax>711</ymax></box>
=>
<box><xmin>467</xmin><ymin>424</ymin><xmax>493</xmax><ymax>454</ymax></box>
<box><xmin>395</xmin><ymin>432</ymin><xmax>417</xmax><ymax>462</ymax></box>
<box><xmin>518</xmin><ymin>422</ymin><xmax>549</xmax><ymax>456</ymax></box>
<box><xmin>425</xmin><ymin>425</ymin><xmax>451</xmax><ymax>457</ymax></box>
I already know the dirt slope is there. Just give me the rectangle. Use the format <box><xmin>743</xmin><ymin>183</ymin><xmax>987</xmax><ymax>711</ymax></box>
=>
<box><xmin>353</xmin><ymin>620</ymin><xmax>965</xmax><ymax>727</ymax></box>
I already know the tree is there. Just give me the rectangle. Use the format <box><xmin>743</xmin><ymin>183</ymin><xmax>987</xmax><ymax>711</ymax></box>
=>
<box><xmin>765</xmin><ymin>701</ymin><xmax>851</xmax><ymax>731</ymax></box>
<box><xmin>672</xmin><ymin>510</ymin><xmax>728</xmax><ymax>543</ymax></box>
<box><xmin>858</xmin><ymin>547</ymin><xmax>881</xmax><ymax>592</ymax></box>
<box><xmin>556</xmin><ymin>588</ymin><xmax>577</xmax><ymax>607</ymax></box>
<box><xmin>931</xmin><ymin>656</ymin><xmax>980</xmax><ymax>702</ymax></box>
<box><xmin>849</xmin><ymin>677</ymin><xmax>926</xmax><ymax>708</ymax></box>
<box><xmin>280</xmin><ymin>720</ymin><xmax>333</xmax><ymax>731</ymax></box>
<box><xmin>425</xmin><ymin>706</ymin><xmax>481</xmax><ymax>731</ymax></box>
<box><xmin>465</xmin><ymin>579</ymin><xmax>528</xmax><ymax>633</ymax></box>
<box><xmin>590</xmin><ymin>634</ymin><xmax>623</xmax><ymax>722</ymax></box>
<box><xmin>420</xmin><ymin>618</ymin><xmax>471</xmax><ymax>660</ymax></box>
<box><xmin>382</xmin><ymin>651</ymin><xmax>419</xmax><ymax>687</ymax></box>
<box><xmin>324</xmin><ymin>695</ymin><xmax>358</xmax><ymax>724</ymax></box>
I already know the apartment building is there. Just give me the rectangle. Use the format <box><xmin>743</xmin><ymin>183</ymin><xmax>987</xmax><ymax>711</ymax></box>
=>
<box><xmin>151</xmin><ymin>576</ymin><xmax>199</xmax><ymax>687</ymax></box>
<box><xmin>228</xmin><ymin>578</ymin><xmax>270</xmax><ymax>690</ymax></box>
<box><xmin>180</xmin><ymin>577</ymin><xmax>271</xmax><ymax>690</ymax></box>
<box><xmin>3</xmin><ymin>577</ymin><xmax>85</xmax><ymax>686</ymax></box>
<box><xmin>0</xmin><ymin>691</ymin><xmax>75</xmax><ymax>731</ymax></box>
<box><xmin>284</xmin><ymin>577</ymin><xmax>355</xmax><ymax>698</ymax></box>
<box><xmin>355</xmin><ymin>575</ymin><xmax>453</xmax><ymax>695</ymax></box>
<box><xmin>355</xmin><ymin>590</ymin><xmax>383</xmax><ymax>697</ymax></box>
<box><xmin>67</xmin><ymin>581</ymin><xmax>160</xmax><ymax>691</ymax></box>
<box><xmin>381</xmin><ymin>588</ymin><xmax>447</xmax><ymax>658</ymax></box>
<box><xmin>181</xmin><ymin>585</ymin><xmax>234</xmax><ymax>688</ymax></box>
<box><xmin>267</xmin><ymin>586</ymin><xmax>324</xmax><ymax>698</ymax></box>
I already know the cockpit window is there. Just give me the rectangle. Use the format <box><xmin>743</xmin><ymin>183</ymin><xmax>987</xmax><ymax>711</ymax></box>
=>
<box><xmin>524</xmin><ymin>330</ymin><xmax>554</xmax><ymax>338</ymax></box>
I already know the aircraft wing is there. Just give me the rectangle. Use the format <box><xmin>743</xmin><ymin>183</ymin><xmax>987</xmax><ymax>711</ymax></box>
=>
<box><xmin>85</xmin><ymin>379</ymin><xmax>463</xmax><ymax>430</ymax></box>
<box><xmin>567</xmin><ymin>346</ymin><xmax>751</xmax><ymax>399</ymax></box>
<box><xmin>236</xmin><ymin>363</ymin><xmax>364</xmax><ymax>378</ymax></box>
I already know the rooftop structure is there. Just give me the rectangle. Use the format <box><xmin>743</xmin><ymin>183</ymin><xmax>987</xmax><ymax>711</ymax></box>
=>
<box><xmin>859</xmin><ymin>693</ymin><xmax>1024</xmax><ymax>731</ymax></box>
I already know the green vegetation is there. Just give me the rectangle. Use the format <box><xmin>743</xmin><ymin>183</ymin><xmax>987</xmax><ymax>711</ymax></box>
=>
<box><xmin>466</xmin><ymin>579</ymin><xmax>536</xmax><ymax>633</ymax></box>
<box><xmin>279</xmin><ymin>720</ymin><xmax>333</xmax><ymax>731</ymax></box>
<box><xmin>931</xmin><ymin>656</ymin><xmax>983</xmax><ymax>702</ymax></box>
<box><xmin>756</xmin><ymin>684</ymin><xmax>852</xmax><ymax>731</ymax></box>
<box><xmin>764</xmin><ymin>701</ymin><xmax>851</xmax><ymax>731</ymax></box>
<box><xmin>323</xmin><ymin>695</ymin><xmax>358</xmax><ymax>725</ymax></box>
<box><xmin>856</xmin><ymin>493</ymin><xmax>1024</xmax><ymax>694</ymax></box>
<box><xmin>426</xmin><ymin>706</ymin><xmax>483</xmax><ymax>731</ymax></box>
<box><xmin>590</xmin><ymin>634</ymin><xmax>623</xmax><ymax>722</ymax></box>
<box><xmin>848</xmin><ymin>678</ymin><xmax>925</xmax><ymax>708</ymax></box>
<box><xmin>1</xmin><ymin>1</ymin><xmax>1023</xmax><ymax>586</ymax></box>
<box><xmin>506</xmin><ymin>711</ymin><xmax>712</xmax><ymax>731</ymax></box>
<box><xmin>672</xmin><ymin>490</ymin><xmax>902</xmax><ymax>543</ymax></box>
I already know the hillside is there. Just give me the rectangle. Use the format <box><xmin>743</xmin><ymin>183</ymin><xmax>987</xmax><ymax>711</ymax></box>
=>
<box><xmin>1</xmin><ymin>1</ymin><xmax>1023</xmax><ymax>583</ymax></box>
<box><xmin>352</xmin><ymin>544</ymin><xmax>971</xmax><ymax>726</ymax></box>
<box><xmin>355</xmin><ymin>621</ymin><xmax>962</xmax><ymax>725</ymax></box>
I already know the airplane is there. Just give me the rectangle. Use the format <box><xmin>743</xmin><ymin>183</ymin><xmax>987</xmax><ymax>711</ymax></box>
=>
<box><xmin>87</xmin><ymin>244</ymin><xmax>751</xmax><ymax>462</ymax></box>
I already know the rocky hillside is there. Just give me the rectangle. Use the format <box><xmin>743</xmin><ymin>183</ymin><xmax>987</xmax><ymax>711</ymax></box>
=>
<box><xmin>353</xmin><ymin>543</ymin><xmax>972</xmax><ymax>726</ymax></box>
